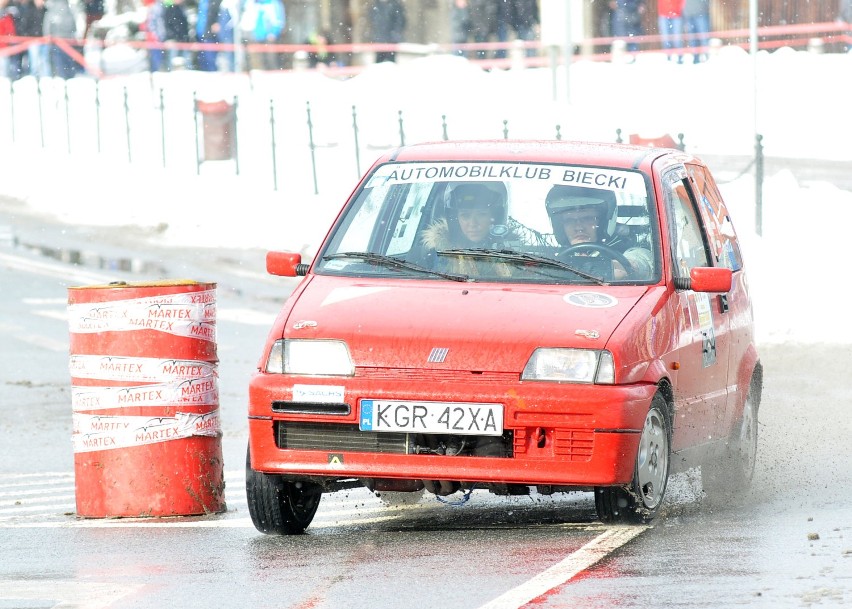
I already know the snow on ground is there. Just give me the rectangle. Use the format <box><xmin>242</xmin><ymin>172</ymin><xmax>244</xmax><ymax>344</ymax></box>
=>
<box><xmin>1</xmin><ymin>46</ymin><xmax>850</xmax><ymax>344</ymax></box>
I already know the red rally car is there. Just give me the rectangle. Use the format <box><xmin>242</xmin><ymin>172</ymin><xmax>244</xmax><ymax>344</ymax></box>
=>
<box><xmin>246</xmin><ymin>140</ymin><xmax>762</xmax><ymax>534</ymax></box>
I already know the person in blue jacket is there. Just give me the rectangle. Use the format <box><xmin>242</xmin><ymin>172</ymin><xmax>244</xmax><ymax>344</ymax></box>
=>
<box><xmin>241</xmin><ymin>0</ymin><xmax>285</xmax><ymax>70</ymax></box>
<box><xmin>216</xmin><ymin>0</ymin><xmax>237</xmax><ymax>71</ymax></box>
<box><xmin>195</xmin><ymin>0</ymin><xmax>222</xmax><ymax>71</ymax></box>
<box><xmin>609</xmin><ymin>0</ymin><xmax>646</xmax><ymax>53</ymax></box>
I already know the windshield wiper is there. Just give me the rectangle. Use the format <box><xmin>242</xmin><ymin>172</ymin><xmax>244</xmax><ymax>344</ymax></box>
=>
<box><xmin>438</xmin><ymin>248</ymin><xmax>607</xmax><ymax>285</ymax></box>
<box><xmin>323</xmin><ymin>252</ymin><xmax>469</xmax><ymax>282</ymax></box>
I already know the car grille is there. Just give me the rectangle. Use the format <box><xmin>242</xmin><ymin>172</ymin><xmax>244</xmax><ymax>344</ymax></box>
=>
<box><xmin>272</xmin><ymin>401</ymin><xmax>351</xmax><ymax>416</ymax></box>
<box><xmin>274</xmin><ymin>421</ymin><xmax>514</xmax><ymax>457</ymax></box>
<box><xmin>276</xmin><ymin>422</ymin><xmax>409</xmax><ymax>454</ymax></box>
<box><xmin>513</xmin><ymin>428</ymin><xmax>594</xmax><ymax>461</ymax></box>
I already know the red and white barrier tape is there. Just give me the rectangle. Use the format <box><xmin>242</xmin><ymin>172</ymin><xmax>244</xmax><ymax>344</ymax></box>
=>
<box><xmin>72</xmin><ymin>409</ymin><xmax>221</xmax><ymax>453</ymax></box>
<box><xmin>68</xmin><ymin>290</ymin><xmax>216</xmax><ymax>342</ymax></box>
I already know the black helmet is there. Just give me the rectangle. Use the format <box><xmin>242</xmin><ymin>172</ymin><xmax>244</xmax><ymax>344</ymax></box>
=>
<box><xmin>545</xmin><ymin>184</ymin><xmax>617</xmax><ymax>246</ymax></box>
<box><xmin>444</xmin><ymin>182</ymin><xmax>508</xmax><ymax>244</ymax></box>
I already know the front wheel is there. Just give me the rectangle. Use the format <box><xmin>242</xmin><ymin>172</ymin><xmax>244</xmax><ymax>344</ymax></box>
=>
<box><xmin>595</xmin><ymin>394</ymin><xmax>671</xmax><ymax>523</ymax></box>
<box><xmin>245</xmin><ymin>444</ymin><xmax>322</xmax><ymax>535</ymax></box>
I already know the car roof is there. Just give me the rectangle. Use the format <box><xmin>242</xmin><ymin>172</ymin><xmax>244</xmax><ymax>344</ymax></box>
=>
<box><xmin>382</xmin><ymin>140</ymin><xmax>697</xmax><ymax>171</ymax></box>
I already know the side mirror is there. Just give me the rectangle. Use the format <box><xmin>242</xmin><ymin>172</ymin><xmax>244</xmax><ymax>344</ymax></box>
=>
<box><xmin>674</xmin><ymin>267</ymin><xmax>732</xmax><ymax>292</ymax></box>
<box><xmin>266</xmin><ymin>252</ymin><xmax>309</xmax><ymax>277</ymax></box>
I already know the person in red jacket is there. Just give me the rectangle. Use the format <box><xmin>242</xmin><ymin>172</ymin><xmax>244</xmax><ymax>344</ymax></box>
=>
<box><xmin>0</xmin><ymin>0</ymin><xmax>17</xmax><ymax>79</ymax></box>
<box><xmin>657</xmin><ymin>0</ymin><xmax>684</xmax><ymax>62</ymax></box>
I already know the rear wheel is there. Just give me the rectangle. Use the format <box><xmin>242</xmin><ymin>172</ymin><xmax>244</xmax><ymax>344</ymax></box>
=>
<box><xmin>245</xmin><ymin>444</ymin><xmax>322</xmax><ymax>535</ymax></box>
<box><xmin>702</xmin><ymin>381</ymin><xmax>759</xmax><ymax>497</ymax></box>
<box><xmin>595</xmin><ymin>394</ymin><xmax>671</xmax><ymax>523</ymax></box>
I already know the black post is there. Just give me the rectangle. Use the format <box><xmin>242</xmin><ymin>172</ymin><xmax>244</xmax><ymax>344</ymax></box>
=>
<box><xmin>270</xmin><ymin>98</ymin><xmax>278</xmax><ymax>191</ymax></box>
<box><xmin>37</xmin><ymin>78</ymin><xmax>44</xmax><ymax>148</ymax></box>
<box><xmin>307</xmin><ymin>101</ymin><xmax>318</xmax><ymax>195</ymax></box>
<box><xmin>677</xmin><ymin>132</ymin><xmax>685</xmax><ymax>151</ymax></box>
<box><xmin>232</xmin><ymin>95</ymin><xmax>240</xmax><ymax>176</ymax></box>
<box><xmin>193</xmin><ymin>91</ymin><xmax>200</xmax><ymax>175</ymax></box>
<box><xmin>352</xmin><ymin>105</ymin><xmax>361</xmax><ymax>178</ymax></box>
<box><xmin>398</xmin><ymin>110</ymin><xmax>405</xmax><ymax>146</ymax></box>
<box><xmin>615</xmin><ymin>128</ymin><xmax>623</xmax><ymax>144</ymax></box>
<box><xmin>123</xmin><ymin>86</ymin><xmax>131</xmax><ymax>163</ymax></box>
<box><xmin>502</xmin><ymin>119</ymin><xmax>508</xmax><ymax>139</ymax></box>
<box><xmin>64</xmin><ymin>81</ymin><xmax>71</xmax><ymax>154</ymax></box>
<box><xmin>555</xmin><ymin>124</ymin><xmax>561</xmax><ymax>140</ymax></box>
<box><xmin>755</xmin><ymin>133</ymin><xmax>764</xmax><ymax>236</ymax></box>
<box><xmin>8</xmin><ymin>80</ymin><xmax>14</xmax><ymax>143</ymax></box>
<box><xmin>159</xmin><ymin>88</ymin><xmax>166</xmax><ymax>167</ymax></box>
<box><xmin>95</xmin><ymin>80</ymin><xmax>101</xmax><ymax>153</ymax></box>
<box><xmin>442</xmin><ymin>114</ymin><xmax>448</xmax><ymax>141</ymax></box>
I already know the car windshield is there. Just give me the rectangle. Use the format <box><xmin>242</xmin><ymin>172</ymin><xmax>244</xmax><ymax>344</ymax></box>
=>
<box><xmin>315</xmin><ymin>161</ymin><xmax>660</xmax><ymax>285</ymax></box>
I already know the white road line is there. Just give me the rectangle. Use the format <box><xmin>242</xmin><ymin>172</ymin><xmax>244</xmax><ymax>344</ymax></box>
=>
<box><xmin>0</xmin><ymin>495</ymin><xmax>74</xmax><ymax>516</ymax></box>
<box><xmin>0</xmin><ymin>486</ymin><xmax>75</xmax><ymax>498</ymax></box>
<box><xmin>15</xmin><ymin>332</ymin><xmax>68</xmax><ymax>352</ymax></box>
<box><xmin>33</xmin><ymin>308</ymin><xmax>68</xmax><ymax>321</ymax></box>
<box><xmin>0</xmin><ymin>471</ymin><xmax>75</xmax><ymax>479</ymax></box>
<box><xmin>3</xmin><ymin>514</ymin><xmax>408</xmax><ymax>529</ymax></box>
<box><xmin>0</xmin><ymin>472</ymin><xmax>74</xmax><ymax>485</ymax></box>
<box><xmin>23</xmin><ymin>297</ymin><xmax>68</xmax><ymax>305</ymax></box>
<box><xmin>0</xmin><ymin>486</ymin><xmax>74</xmax><ymax>506</ymax></box>
<box><xmin>0</xmin><ymin>251</ymin><xmax>116</xmax><ymax>285</ymax></box>
<box><xmin>0</xmin><ymin>315</ymin><xmax>69</xmax><ymax>351</ymax></box>
<box><xmin>0</xmin><ymin>472</ymin><xmax>522</xmax><ymax>530</ymax></box>
<box><xmin>475</xmin><ymin>525</ymin><xmax>648</xmax><ymax>609</ymax></box>
<box><xmin>0</xmin><ymin>580</ymin><xmax>142</xmax><ymax>609</ymax></box>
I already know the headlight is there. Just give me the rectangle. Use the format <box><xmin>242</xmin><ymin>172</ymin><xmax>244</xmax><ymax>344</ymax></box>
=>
<box><xmin>521</xmin><ymin>348</ymin><xmax>615</xmax><ymax>384</ymax></box>
<box><xmin>265</xmin><ymin>339</ymin><xmax>354</xmax><ymax>376</ymax></box>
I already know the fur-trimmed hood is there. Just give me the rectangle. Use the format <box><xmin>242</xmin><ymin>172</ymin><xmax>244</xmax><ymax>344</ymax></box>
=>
<box><xmin>421</xmin><ymin>218</ymin><xmax>453</xmax><ymax>251</ymax></box>
<box><xmin>420</xmin><ymin>219</ymin><xmax>511</xmax><ymax>278</ymax></box>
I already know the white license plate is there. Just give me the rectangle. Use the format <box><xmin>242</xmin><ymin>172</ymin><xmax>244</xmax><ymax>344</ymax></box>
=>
<box><xmin>359</xmin><ymin>400</ymin><xmax>503</xmax><ymax>436</ymax></box>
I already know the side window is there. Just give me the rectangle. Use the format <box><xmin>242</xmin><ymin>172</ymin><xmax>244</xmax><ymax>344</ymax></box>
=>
<box><xmin>328</xmin><ymin>183</ymin><xmax>424</xmax><ymax>255</ymax></box>
<box><xmin>332</xmin><ymin>184</ymin><xmax>390</xmax><ymax>253</ymax></box>
<box><xmin>687</xmin><ymin>164</ymin><xmax>743</xmax><ymax>271</ymax></box>
<box><xmin>385</xmin><ymin>183</ymin><xmax>431</xmax><ymax>256</ymax></box>
<box><xmin>663</xmin><ymin>169</ymin><xmax>711</xmax><ymax>278</ymax></box>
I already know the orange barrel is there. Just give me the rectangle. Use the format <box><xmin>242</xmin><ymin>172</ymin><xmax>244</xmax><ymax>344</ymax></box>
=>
<box><xmin>68</xmin><ymin>280</ymin><xmax>226</xmax><ymax>518</ymax></box>
<box><xmin>197</xmin><ymin>100</ymin><xmax>235</xmax><ymax>161</ymax></box>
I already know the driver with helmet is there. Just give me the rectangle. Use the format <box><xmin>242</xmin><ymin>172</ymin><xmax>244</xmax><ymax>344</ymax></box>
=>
<box><xmin>545</xmin><ymin>184</ymin><xmax>653</xmax><ymax>280</ymax></box>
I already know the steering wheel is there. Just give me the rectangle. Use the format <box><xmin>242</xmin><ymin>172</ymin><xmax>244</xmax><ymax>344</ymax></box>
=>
<box><xmin>558</xmin><ymin>243</ymin><xmax>632</xmax><ymax>273</ymax></box>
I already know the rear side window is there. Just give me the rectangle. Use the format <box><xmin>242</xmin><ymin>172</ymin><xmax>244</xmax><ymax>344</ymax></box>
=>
<box><xmin>663</xmin><ymin>168</ymin><xmax>711</xmax><ymax>278</ymax></box>
<box><xmin>687</xmin><ymin>164</ymin><xmax>743</xmax><ymax>272</ymax></box>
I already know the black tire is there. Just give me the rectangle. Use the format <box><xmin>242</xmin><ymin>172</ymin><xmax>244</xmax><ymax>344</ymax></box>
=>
<box><xmin>245</xmin><ymin>444</ymin><xmax>322</xmax><ymax>535</ymax></box>
<box><xmin>595</xmin><ymin>394</ymin><xmax>671</xmax><ymax>523</ymax></box>
<box><xmin>702</xmin><ymin>380</ymin><xmax>759</xmax><ymax>498</ymax></box>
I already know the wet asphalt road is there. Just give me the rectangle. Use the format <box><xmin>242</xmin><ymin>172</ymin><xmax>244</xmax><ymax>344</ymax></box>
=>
<box><xmin>1</xmin><ymin>191</ymin><xmax>851</xmax><ymax>609</ymax></box>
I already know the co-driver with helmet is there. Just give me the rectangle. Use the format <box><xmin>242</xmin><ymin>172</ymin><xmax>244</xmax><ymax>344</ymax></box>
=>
<box><xmin>420</xmin><ymin>182</ymin><xmax>513</xmax><ymax>278</ymax></box>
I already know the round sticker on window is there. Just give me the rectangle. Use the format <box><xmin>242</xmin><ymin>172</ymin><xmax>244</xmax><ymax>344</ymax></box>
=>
<box><xmin>564</xmin><ymin>292</ymin><xmax>618</xmax><ymax>308</ymax></box>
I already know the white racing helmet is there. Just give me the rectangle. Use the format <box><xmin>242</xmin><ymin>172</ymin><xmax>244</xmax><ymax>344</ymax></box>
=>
<box><xmin>545</xmin><ymin>184</ymin><xmax>618</xmax><ymax>247</ymax></box>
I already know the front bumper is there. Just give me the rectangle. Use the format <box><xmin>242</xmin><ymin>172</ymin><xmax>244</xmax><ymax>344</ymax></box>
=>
<box><xmin>248</xmin><ymin>371</ymin><xmax>656</xmax><ymax>487</ymax></box>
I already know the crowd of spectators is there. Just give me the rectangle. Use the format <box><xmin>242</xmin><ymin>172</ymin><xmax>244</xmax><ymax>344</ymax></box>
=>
<box><xmin>449</xmin><ymin>0</ymin><xmax>538</xmax><ymax>61</ymax></box>
<box><xmin>3</xmin><ymin>0</ymin><xmax>849</xmax><ymax>79</ymax></box>
<box><xmin>0</xmin><ymin>0</ymin><xmax>283</xmax><ymax>77</ymax></box>
<box><xmin>607</xmin><ymin>0</ymin><xmax>712</xmax><ymax>62</ymax></box>
<box><xmin>0</xmin><ymin>0</ymin><xmax>545</xmax><ymax>78</ymax></box>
